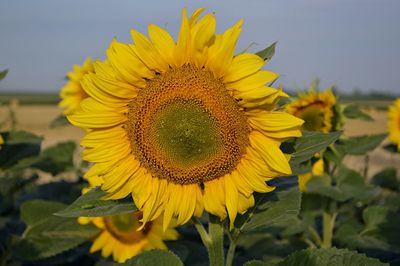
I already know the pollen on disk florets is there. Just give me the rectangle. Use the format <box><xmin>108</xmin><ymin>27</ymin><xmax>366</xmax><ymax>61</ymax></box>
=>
<box><xmin>126</xmin><ymin>65</ymin><xmax>250</xmax><ymax>185</ymax></box>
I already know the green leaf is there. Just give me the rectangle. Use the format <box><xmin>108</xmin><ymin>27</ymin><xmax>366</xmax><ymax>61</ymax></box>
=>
<box><xmin>0</xmin><ymin>69</ymin><xmax>8</xmax><ymax>81</ymax></box>
<box><xmin>343</xmin><ymin>104</ymin><xmax>373</xmax><ymax>121</ymax></box>
<box><xmin>236</xmin><ymin>176</ymin><xmax>301</xmax><ymax>232</ymax></box>
<box><xmin>33</xmin><ymin>141</ymin><xmax>76</xmax><ymax>175</ymax></box>
<box><xmin>361</xmin><ymin>206</ymin><xmax>400</xmax><ymax>249</ymax></box>
<box><xmin>55</xmin><ymin>187</ymin><xmax>137</xmax><ymax>217</ymax></box>
<box><xmin>121</xmin><ymin>249</ymin><xmax>184</xmax><ymax>266</ymax></box>
<box><xmin>50</xmin><ymin>114</ymin><xmax>70</xmax><ymax>128</ymax></box>
<box><xmin>339</xmin><ymin>134</ymin><xmax>386</xmax><ymax>155</ymax></box>
<box><xmin>276</xmin><ymin>248</ymin><xmax>388</xmax><ymax>266</ymax></box>
<box><xmin>0</xmin><ymin>131</ymin><xmax>42</xmax><ymax>168</ymax></box>
<box><xmin>13</xmin><ymin>200</ymin><xmax>99</xmax><ymax>260</ymax></box>
<box><xmin>306</xmin><ymin>167</ymin><xmax>378</xmax><ymax>202</ymax></box>
<box><xmin>256</xmin><ymin>42</ymin><xmax>277</xmax><ymax>61</ymax></box>
<box><xmin>370</xmin><ymin>168</ymin><xmax>399</xmax><ymax>191</ymax></box>
<box><xmin>291</xmin><ymin>131</ymin><xmax>341</xmax><ymax>165</ymax></box>
<box><xmin>383</xmin><ymin>143</ymin><xmax>399</xmax><ymax>154</ymax></box>
<box><xmin>243</xmin><ymin>260</ymin><xmax>272</xmax><ymax>266</ymax></box>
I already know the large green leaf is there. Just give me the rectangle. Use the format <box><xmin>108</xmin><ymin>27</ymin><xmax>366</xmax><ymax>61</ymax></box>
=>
<box><xmin>338</xmin><ymin>134</ymin><xmax>386</xmax><ymax>155</ymax></box>
<box><xmin>55</xmin><ymin>187</ymin><xmax>137</xmax><ymax>217</ymax></box>
<box><xmin>255</xmin><ymin>42</ymin><xmax>277</xmax><ymax>61</ymax></box>
<box><xmin>236</xmin><ymin>176</ymin><xmax>301</xmax><ymax>233</ymax></box>
<box><xmin>342</xmin><ymin>104</ymin><xmax>373</xmax><ymax>121</ymax></box>
<box><xmin>0</xmin><ymin>131</ymin><xmax>42</xmax><ymax>168</ymax></box>
<box><xmin>13</xmin><ymin>200</ymin><xmax>99</xmax><ymax>260</ymax></box>
<box><xmin>276</xmin><ymin>248</ymin><xmax>388</xmax><ymax>266</ymax></box>
<box><xmin>121</xmin><ymin>249</ymin><xmax>184</xmax><ymax>266</ymax></box>
<box><xmin>290</xmin><ymin>131</ymin><xmax>341</xmax><ymax>165</ymax></box>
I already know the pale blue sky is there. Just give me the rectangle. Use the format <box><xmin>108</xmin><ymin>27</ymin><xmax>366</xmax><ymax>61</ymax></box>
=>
<box><xmin>0</xmin><ymin>0</ymin><xmax>399</xmax><ymax>94</ymax></box>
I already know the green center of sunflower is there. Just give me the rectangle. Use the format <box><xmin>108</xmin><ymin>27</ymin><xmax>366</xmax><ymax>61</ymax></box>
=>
<box><xmin>299</xmin><ymin>105</ymin><xmax>326</xmax><ymax>132</ymax></box>
<box><xmin>153</xmin><ymin>101</ymin><xmax>222</xmax><ymax>168</ymax></box>
<box><xmin>126</xmin><ymin>65</ymin><xmax>249</xmax><ymax>185</ymax></box>
<box><xmin>104</xmin><ymin>212</ymin><xmax>150</xmax><ymax>244</ymax></box>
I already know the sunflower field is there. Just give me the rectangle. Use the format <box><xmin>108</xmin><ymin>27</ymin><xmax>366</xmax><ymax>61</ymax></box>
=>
<box><xmin>1</xmin><ymin>7</ymin><xmax>400</xmax><ymax>266</ymax></box>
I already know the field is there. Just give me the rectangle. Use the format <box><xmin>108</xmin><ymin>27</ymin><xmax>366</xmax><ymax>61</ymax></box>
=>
<box><xmin>1</xmin><ymin>101</ymin><xmax>399</xmax><ymax>178</ymax></box>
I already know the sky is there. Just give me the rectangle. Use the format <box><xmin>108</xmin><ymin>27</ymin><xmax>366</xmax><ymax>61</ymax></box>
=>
<box><xmin>0</xmin><ymin>0</ymin><xmax>399</xmax><ymax>94</ymax></box>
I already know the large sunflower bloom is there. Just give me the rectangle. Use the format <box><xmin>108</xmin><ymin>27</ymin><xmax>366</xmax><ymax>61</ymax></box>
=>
<box><xmin>388</xmin><ymin>98</ymin><xmax>400</xmax><ymax>151</ymax></box>
<box><xmin>287</xmin><ymin>89</ymin><xmax>336</xmax><ymax>133</ymax></box>
<box><xmin>78</xmin><ymin>212</ymin><xmax>178</xmax><ymax>263</ymax></box>
<box><xmin>59</xmin><ymin>57</ymin><xmax>95</xmax><ymax>115</ymax></box>
<box><xmin>69</xmin><ymin>8</ymin><xmax>303</xmax><ymax>229</ymax></box>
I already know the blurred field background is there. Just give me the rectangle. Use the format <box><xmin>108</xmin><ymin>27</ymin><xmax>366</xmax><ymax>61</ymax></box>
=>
<box><xmin>1</xmin><ymin>93</ymin><xmax>399</xmax><ymax>179</ymax></box>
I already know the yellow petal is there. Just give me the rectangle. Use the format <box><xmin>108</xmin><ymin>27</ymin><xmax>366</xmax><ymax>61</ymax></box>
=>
<box><xmin>174</xmin><ymin>8</ymin><xmax>190</xmax><ymax>66</ymax></box>
<box><xmin>131</xmin><ymin>29</ymin><xmax>168</xmax><ymax>72</ymax></box>
<box><xmin>224</xmin><ymin>53</ymin><xmax>264</xmax><ymax>83</ymax></box>
<box><xmin>249</xmin><ymin>131</ymin><xmax>292</xmax><ymax>175</ymax></box>
<box><xmin>83</xmin><ymin>140</ymin><xmax>131</xmax><ymax>163</ymax></box>
<box><xmin>248</xmin><ymin>111</ymin><xmax>304</xmax><ymax>139</ymax></box>
<box><xmin>204</xmin><ymin>179</ymin><xmax>227</xmax><ymax>219</ymax></box>
<box><xmin>237</xmin><ymin>193</ymin><xmax>255</xmax><ymax>214</ymax></box>
<box><xmin>224</xmin><ymin>175</ymin><xmax>238</xmax><ymax>230</ymax></box>
<box><xmin>148</xmin><ymin>24</ymin><xmax>176</xmax><ymax>65</ymax></box>
<box><xmin>68</xmin><ymin>111</ymin><xmax>126</xmax><ymax>129</ymax></box>
<box><xmin>80</xmin><ymin>126</ymin><xmax>126</xmax><ymax>148</ymax></box>
<box><xmin>106</xmin><ymin>39</ymin><xmax>153</xmax><ymax>85</ymax></box>
<box><xmin>206</xmin><ymin>20</ymin><xmax>243</xmax><ymax>78</ymax></box>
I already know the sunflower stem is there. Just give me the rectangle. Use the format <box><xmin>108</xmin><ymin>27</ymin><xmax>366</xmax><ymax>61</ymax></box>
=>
<box><xmin>192</xmin><ymin>216</ymin><xmax>225</xmax><ymax>266</ymax></box>
<box><xmin>321</xmin><ymin>200</ymin><xmax>337</xmax><ymax>248</ymax></box>
<box><xmin>225</xmin><ymin>230</ymin><xmax>239</xmax><ymax>266</ymax></box>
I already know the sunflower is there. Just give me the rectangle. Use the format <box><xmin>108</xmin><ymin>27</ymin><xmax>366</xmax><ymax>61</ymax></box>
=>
<box><xmin>388</xmin><ymin>98</ymin><xmax>400</xmax><ymax>151</ymax></box>
<box><xmin>298</xmin><ymin>159</ymin><xmax>324</xmax><ymax>192</ymax></box>
<box><xmin>78</xmin><ymin>212</ymin><xmax>178</xmax><ymax>263</ymax></box>
<box><xmin>287</xmin><ymin>89</ymin><xmax>336</xmax><ymax>133</ymax></box>
<box><xmin>59</xmin><ymin>57</ymin><xmax>95</xmax><ymax>115</ymax></box>
<box><xmin>68</xmin><ymin>8</ymin><xmax>303</xmax><ymax>229</ymax></box>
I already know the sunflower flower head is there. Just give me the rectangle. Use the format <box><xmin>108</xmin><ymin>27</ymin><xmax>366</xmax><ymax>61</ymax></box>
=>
<box><xmin>59</xmin><ymin>57</ymin><xmax>95</xmax><ymax>115</ymax></box>
<box><xmin>69</xmin><ymin>8</ymin><xmax>303</xmax><ymax>230</ymax></box>
<box><xmin>78</xmin><ymin>212</ymin><xmax>178</xmax><ymax>263</ymax></box>
<box><xmin>287</xmin><ymin>83</ymin><xmax>337</xmax><ymax>133</ymax></box>
<box><xmin>388</xmin><ymin>98</ymin><xmax>400</xmax><ymax>151</ymax></box>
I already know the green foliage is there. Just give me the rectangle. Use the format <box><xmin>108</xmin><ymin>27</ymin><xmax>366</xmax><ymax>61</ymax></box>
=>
<box><xmin>0</xmin><ymin>69</ymin><xmax>8</xmax><ymax>81</ymax></box>
<box><xmin>275</xmin><ymin>248</ymin><xmax>388</xmax><ymax>266</ymax></box>
<box><xmin>50</xmin><ymin>114</ymin><xmax>70</xmax><ymax>128</ymax></box>
<box><xmin>55</xmin><ymin>187</ymin><xmax>137</xmax><ymax>217</ymax></box>
<box><xmin>13</xmin><ymin>200</ymin><xmax>99</xmax><ymax>260</ymax></box>
<box><xmin>0</xmin><ymin>131</ymin><xmax>42</xmax><ymax>168</ymax></box>
<box><xmin>236</xmin><ymin>176</ymin><xmax>301</xmax><ymax>232</ymax></box>
<box><xmin>256</xmin><ymin>42</ymin><xmax>277</xmax><ymax>61</ymax></box>
<box><xmin>371</xmin><ymin>168</ymin><xmax>399</xmax><ymax>191</ymax></box>
<box><xmin>33</xmin><ymin>141</ymin><xmax>76</xmax><ymax>174</ymax></box>
<box><xmin>289</xmin><ymin>131</ymin><xmax>341</xmax><ymax>174</ymax></box>
<box><xmin>306</xmin><ymin>167</ymin><xmax>378</xmax><ymax>202</ymax></box>
<box><xmin>362</xmin><ymin>206</ymin><xmax>400</xmax><ymax>250</ymax></box>
<box><xmin>243</xmin><ymin>260</ymin><xmax>271</xmax><ymax>266</ymax></box>
<box><xmin>121</xmin><ymin>249</ymin><xmax>184</xmax><ymax>266</ymax></box>
<box><xmin>339</xmin><ymin>134</ymin><xmax>387</xmax><ymax>156</ymax></box>
<box><xmin>342</xmin><ymin>104</ymin><xmax>373</xmax><ymax>121</ymax></box>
